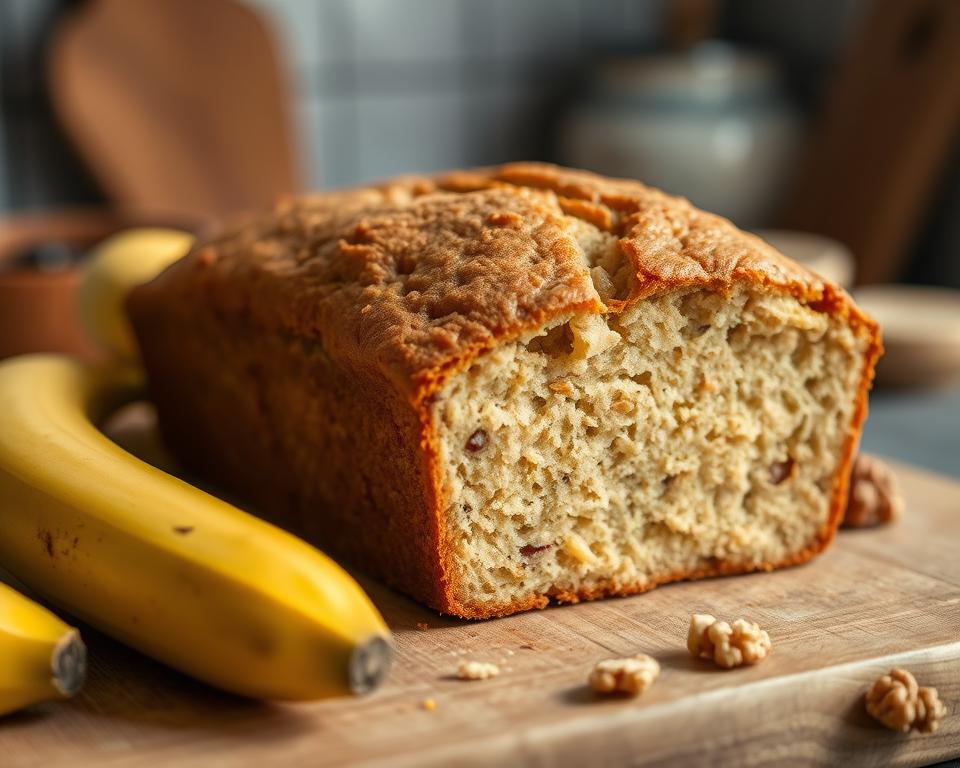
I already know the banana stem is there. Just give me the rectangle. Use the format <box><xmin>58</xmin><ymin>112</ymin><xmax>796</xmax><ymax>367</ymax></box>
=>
<box><xmin>349</xmin><ymin>635</ymin><xmax>393</xmax><ymax>695</ymax></box>
<box><xmin>51</xmin><ymin>630</ymin><xmax>87</xmax><ymax>697</ymax></box>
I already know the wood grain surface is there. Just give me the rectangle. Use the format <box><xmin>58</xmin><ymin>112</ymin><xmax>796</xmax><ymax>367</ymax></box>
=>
<box><xmin>1</xmin><ymin>410</ymin><xmax>958</xmax><ymax>767</ymax></box>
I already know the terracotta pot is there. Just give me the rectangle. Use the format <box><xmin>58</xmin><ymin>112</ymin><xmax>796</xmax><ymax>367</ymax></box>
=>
<box><xmin>0</xmin><ymin>209</ymin><xmax>194</xmax><ymax>360</ymax></box>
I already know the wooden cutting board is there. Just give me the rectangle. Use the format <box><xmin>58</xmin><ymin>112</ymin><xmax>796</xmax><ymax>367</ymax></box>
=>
<box><xmin>1</xmin><ymin>406</ymin><xmax>959</xmax><ymax>767</ymax></box>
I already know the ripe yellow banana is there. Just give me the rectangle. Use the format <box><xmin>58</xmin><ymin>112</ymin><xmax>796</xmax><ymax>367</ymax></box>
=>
<box><xmin>78</xmin><ymin>228</ymin><xmax>194</xmax><ymax>361</ymax></box>
<box><xmin>0</xmin><ymin>581</ymin><xmax>86</xmax><ymax>716</ymax></box>
<box><xmin>0</xmin><ymin>354</ymin><xmax>392</xmax><ymax>700</ymax></box>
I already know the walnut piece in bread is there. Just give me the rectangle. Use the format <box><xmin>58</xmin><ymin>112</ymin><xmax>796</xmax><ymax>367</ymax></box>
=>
<box><xmin>865</xmin><ymin>668</ymin><xmax>946</xmax><ymax>733</ymax></box>
<box><xmin>589</xmin><ymin>654</ymin><xmax>660</xmax><ymax>696</ymax></box>
<box><xmin>687</xmin><ymin>614</ymin><xmax>771</xmax><ymax>668</ymax></box>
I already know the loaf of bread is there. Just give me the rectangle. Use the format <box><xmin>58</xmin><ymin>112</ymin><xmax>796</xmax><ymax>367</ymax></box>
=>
<box><xmin>128</xmin><ymin>163</ymin><xmax>881</xmax><ymax>619</ymax></box>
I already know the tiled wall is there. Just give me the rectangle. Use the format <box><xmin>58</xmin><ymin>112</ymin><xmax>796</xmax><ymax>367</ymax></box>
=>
<box><xmin>248</xmin><ymin>0</ymin><xmax>666</xmax><ymax>188</ymax></box>
<box><xmin>0</xmin><ymin>0</ymin><xmax>91</xmax><ymax>210</ymax></box>
<box><xmin>0</xmin><ymin>0</ymin><xmax>863</xmax><ymax>203</ymax></box>
<box><xmin>0</xmin><ymin>0</ymin><xmax>665</xmax><ymax>207</ymax></box>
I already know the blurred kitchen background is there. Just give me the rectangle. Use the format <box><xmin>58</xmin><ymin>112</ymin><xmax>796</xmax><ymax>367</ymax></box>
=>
<box><xmin>1</xmin><ymin>0</ymin><xmax>958</xmax><ymax>474</ymax></box>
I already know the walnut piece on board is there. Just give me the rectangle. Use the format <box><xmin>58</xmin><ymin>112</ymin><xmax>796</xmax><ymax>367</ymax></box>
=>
<box><xmin>865</xmin><ymin>668</ymin><xmax>947</xmax><ymax>734</ymax></box>
<box><xmin>687</xmin><ymin>614</ymin><xmax>772</xmax><ymax>669</ymax></box>
<box><xmin>589</xmin><ymin>654</ymin><xmax>661</xmax><ymax>696</ymax></box>
<box><xmin>843</xmin><ymin>453</ymin><xmax>905</xmax><ymax>528</ymax></box>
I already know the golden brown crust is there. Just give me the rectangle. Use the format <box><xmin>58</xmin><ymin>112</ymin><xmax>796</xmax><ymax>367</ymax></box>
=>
<box><xmin>129</xmin><ymin>162</ymin><xmax>881</xmax><ymax>620</ymax></box>
<box><xmin>168</xmin><ymin>179</ymin><xmax>604</xmax><ymax>402</ymax></box>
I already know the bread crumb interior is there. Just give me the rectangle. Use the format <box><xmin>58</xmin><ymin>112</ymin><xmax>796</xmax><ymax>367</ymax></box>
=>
<box><xmin>434</xmin><ymin>287</ymin><xmax>865</xmax><ymax>610</ymax></box>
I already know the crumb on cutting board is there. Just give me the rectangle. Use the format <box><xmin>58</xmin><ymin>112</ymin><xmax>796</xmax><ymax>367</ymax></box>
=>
<box><xmin>457</xmin><ymin>660</ymin><xmax>500</xmax><ymax>680</ymax></box>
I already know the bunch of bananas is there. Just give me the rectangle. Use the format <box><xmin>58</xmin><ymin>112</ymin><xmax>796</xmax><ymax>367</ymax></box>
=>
<box><xmin>0</xmin><ymin>230</ymin><xmax>392</xmax><ymax>715</ymax></box>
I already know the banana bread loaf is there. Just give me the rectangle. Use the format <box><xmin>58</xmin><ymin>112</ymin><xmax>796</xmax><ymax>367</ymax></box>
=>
<box><xmin>128</xmin><ymin>163</ymin><xmax>881</xmax><ymax>619</ymax></box>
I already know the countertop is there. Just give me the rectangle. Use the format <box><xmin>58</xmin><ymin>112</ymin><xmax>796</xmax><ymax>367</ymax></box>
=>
<box><xmin>862</xmin><ymin>386</ymin><xmax>960</xmax><ymax>479</ymax></box>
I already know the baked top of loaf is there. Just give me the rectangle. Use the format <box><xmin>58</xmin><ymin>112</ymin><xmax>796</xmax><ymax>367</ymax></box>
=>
<box><xmin>172</xmin><ymin>162</ymin><xmax>876</xmax><ymax>405</ymax></box>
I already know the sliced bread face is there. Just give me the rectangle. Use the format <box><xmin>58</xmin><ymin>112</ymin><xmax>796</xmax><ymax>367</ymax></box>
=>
<box><xmin>434</xmin><ymin>286</ymin><xmax>868</xmax><ymax>616</ymax></box>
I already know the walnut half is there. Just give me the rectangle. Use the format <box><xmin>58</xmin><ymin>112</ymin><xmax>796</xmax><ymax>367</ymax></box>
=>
<box><xmin>589</xmin><ymin>654</ymin><xmax>660</xmax><ymax>696</ymax></box>
<box><xmin>843</xmin><ymin>453</ymin><xmax>904</xmax><ymax>528</ymax></box>
<box><xmin>865</xmin><ymin>668</ymin><xmax>947</xmax><ymax>734</ymax></box>
<box><xmin>687</xmin><ymin>614</ymin><xmax>771</xmax><ymax>669</ymax></box>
